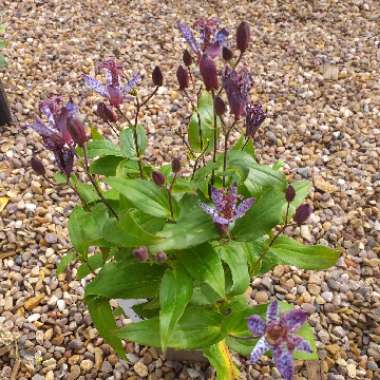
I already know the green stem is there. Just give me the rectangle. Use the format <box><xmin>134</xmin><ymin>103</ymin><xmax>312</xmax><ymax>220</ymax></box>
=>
<box><xmin>222</xmin><ymin>119</ymin><xmax>237</xmax><ymax>187</ymax></box>
<box><xmin>211</xmin><ymin>90</ymin><xmax>218</xmax><ymax>186</ymax></box>
<box><xmin>167</xmin><ymin>173</ymin><xmax>177</xmax><ymax>220</ymax></box>
<box><xmin>82</xmin><ymin>145</ymin><xmax>119</xmax><ymax>219</ymax></box>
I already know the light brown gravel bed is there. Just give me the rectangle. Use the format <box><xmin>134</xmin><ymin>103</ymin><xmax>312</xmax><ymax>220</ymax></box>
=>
<box><xmin>0</xmin><ymin>1</ymin><xmax>379</xmax><ymax>379</ymax></box>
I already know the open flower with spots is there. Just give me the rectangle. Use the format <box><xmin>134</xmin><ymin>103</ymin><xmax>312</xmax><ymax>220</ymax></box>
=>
<box><xmin>177</xmin><ymin>18</ymin><xmax>229</xmax><ymax>59</ymax></box>
<box><xmin>248</xmin><ymin>301</ymin><xmax>312</xmax><ymax>380</ymax></box>
<box><xmin>83</xmin><ymin>58</ymin><xmax>141</xmax><ymax>108</ymax></box>
<box><xmin>200</xmin><ymin>186</ymin><xmax>254</xmax><ymax>226</ymax></box>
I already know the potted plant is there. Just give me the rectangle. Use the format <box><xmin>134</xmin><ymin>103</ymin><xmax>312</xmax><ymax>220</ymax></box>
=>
<box><xmin>29</xmin><ymin>19</ymin><xmax>339</xmax><ymax>380</ymax></box>
<box><xmin>0</xmin><ymin>24</ymin><xmax>12</xmax><ymax>126</ymax></box>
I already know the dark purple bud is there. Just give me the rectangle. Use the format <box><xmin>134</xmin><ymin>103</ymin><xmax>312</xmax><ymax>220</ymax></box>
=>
<box><xmin>285</xmin><ymin>185</ymin><xmax>296</xmax><ymax>203</ymax></box>
<box><xmin>155</xmin><ymin>251</ymin><xmax>167</xmax><ymax>263</ymax></box>
<box><xmin>183</xmin><ymin>50</ymin><xmax>193</xmax><ymax>67</ymax></box>
<box><xmin>152</xmin><ymin>171</ymin><xmax>166</xmax><ymax>187</ymax></box>
<box><xmin>67</xmin><ymin>117</ymin><xmax>88</xmax><ymax>147</ymax></box>
<box><xmin>236</xmin><ymin>21</ymin><xmax>250</xmax><ymax>53</ymax></box>
<box><xmin>214</xmin><ymin>96</ymin><xmax>226</xmax><ymax>116</ymax></box>
<box><xmin>96</xmin><ymin>102</ymin><xmax>118</xmax><ymax>123</ymax></box>
<box><xmin>199</xmin><ymin>54</ymin><xmax>218</xmax><ymax>91</ymax></box>
<box><xmin>152</xmin><ymin>66</ymin><xmax>163</xmax><ymax>87</ymax></box>
<box><xmin>294</xmin><ymin>204</ymin><xmax>312</xmax><ymax>225</ymax></box>
<box><xmin>222</xmin><ymin>46</ymin><xmax>233</xmax><ymax>61</ymax></box>
<box><xmin>171</xmin><ymin>158</ymin><xmax>181</xmax><ymax>173</ymax></box>
<box><xmin>31</xmin><ymin>156</ymin><xmax>45</xmax><ymax>176</ymax></box>
<box><xmin>245</xmin><ymin>103</ymin><xmax>266</xmax><ymax>137</ymax></box>
<box><xmin>133</xmin><ymin>247</ymin><xmax>149</xmax><ymax>262</ymax></box>
<box><xmin>54</xmin><ymin>148</ymin><xmax>74</xmax><ymax>177</ymax></box>
<box><xmin>176</xmin><ymin>65</ymin><xmax>189</xmax><ymax>90</ymax></box>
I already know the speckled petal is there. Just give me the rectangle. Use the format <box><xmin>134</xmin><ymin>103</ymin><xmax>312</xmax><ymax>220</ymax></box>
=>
<box><xmin>273</xmin><ymin>346</ymin><xmax>294</xmax><ymax>380</ymax></box>
<box><xmin>235</xmin><ymin>197</ymin><xmax>255</xmax><ymax>219</ymax></box>
<box><xmin>249</xmin><ymin>337</ymin><xmax>269</xmax><ymax>364</ymax></box>
<box><xmin>200</xmin><ymin>203</ymin><xmax>217</xmax><ymax>218</ymax></box>
<box><xmin>288</xmin><ymin>335</ymin><xmax>312</xmax><ymax>353</ymax></box>
<box><xmin>211</xmin><ymin>187</ymin><xmax>225</xmax><ymax>211</ymax></box>
<box><xmin>122</xmin><ymin>73</ymin><xmax>142</xmax><ymax>95</ymax></box>
<box><xmin>83</xmin><ymin>75</ymin><xmax>108</xmax><ymax>97</ymax></box>
<box><xmin>247</xmin><ymin>315</ymin><xmax>266</xmax><ymax>337</ymax></box>
<box><xmin>177</xmin><ymin>21</ymin><xmax>200</xmax><ymax>54</ymax></box>
<box><xmin>267</xmin><ymin>300</ymin><xmax>279</xmax><ymax>323</ymax></box>
<box><xmin>282</xmin><ymin>309</ymin><xmax>308</xmax><ymax>332</ymax></box>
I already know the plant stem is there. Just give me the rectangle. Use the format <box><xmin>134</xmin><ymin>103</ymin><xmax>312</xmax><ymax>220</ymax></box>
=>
<box><xmin>82</xmin><ymin>145</ymin><xmax>119</xmax><ymax>219</ymax></box>
<box><xmin>222</xmin><ymin>119</ymin><xmax>237</xmax><ymax>187</ymax></box>
<box><xmin>241</xmin><ymin>136</ymin><xmax>250</xmax><ymax>151</ymax></box>
<box><xmin>106</xmin><ymin>120</ymin><xmax>119</xmax><ymax>135</ymax></box>
<box><xmin>233</xmin><ymin>51</ymin><xmax>243</xmax><ymax>70</ymax></box>
<box><xmin>191</xmin><ymin>142</ymin><xmax>209</xmax><ymax>180</ymax></box>
<box><xmin>211</xmin><ymin>90</ymin><xmax>218</xmax><ymax>186</ymax></box>
<box><xmin>167</xmin><ymin>173</ymin><xmax>177</xmax><ymax>220</ymax></box>
<box><xmin>252</xmin><ymin>202</ymin><xmax>290</xmax><ymax>272</ymax></box>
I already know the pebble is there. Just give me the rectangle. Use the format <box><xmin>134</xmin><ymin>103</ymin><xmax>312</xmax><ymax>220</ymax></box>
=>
<box><xmin>133</xmin><ymin>361</ymin><xmax>149</xmax><ymax>377</ymax></box>
<box><xmin>80</xmin><ymin>359</ymin><xmax>94</xmax><ymax>372</ymax></box>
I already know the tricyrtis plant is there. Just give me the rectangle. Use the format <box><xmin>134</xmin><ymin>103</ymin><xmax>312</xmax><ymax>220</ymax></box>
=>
<box><xmin>29</xmin><ymin>19</ymin><xmax>339</xmax><ymax>380</ymax></box>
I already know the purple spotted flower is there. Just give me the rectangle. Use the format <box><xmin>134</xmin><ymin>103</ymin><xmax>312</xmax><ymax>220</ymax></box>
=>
<box><xmin>248</xmin><ymin>301</ymin><xmax>312</xmax><ymax>380</ymax></box>
<box><xmin>177</xmin><ymin>18</ymin><xmax>229</xmax><ymax>59</ymax></box>
<box><xmin>223</xmin><ymin>67</ymin><xmax>253</xmax><ymax>120</ymax></box>
<box><xmin>83</xmin><ymin>58</ymin><xmax>141</xmax><ymax>108</ymax></box>
<box><xmin>200</xmin><ymin>186</ymin><xmax>254</xmax><ymax>225</ymax></box>
<box><xmin>245</xmin><ymin>103</ymin><xmax>266</xmax><ymax>137</ymax></box>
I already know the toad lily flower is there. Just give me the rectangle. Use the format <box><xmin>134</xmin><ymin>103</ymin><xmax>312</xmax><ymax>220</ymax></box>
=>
<box><xmin>245</xmin><ymin>103</ymin><xmax>266</xmax><ymax>138</ymax></box>
<box><xmin>200</xmin><ymin>186</ymin><xmax>254</xmax><ymax>225</ymax></box>
<box><xmin>248</xmin><ymin>301</ymin><xmax>312</xmax><ymax>380</ymax></box>
<box><xmin>177</xmin><ymin>18</ymin><xmax>229</xmax><ymax>59</ymax></box>
<box><xmin>83</xmin><ymin>58</ymin><xmax>141</xmax><ymax>108</ymax></box>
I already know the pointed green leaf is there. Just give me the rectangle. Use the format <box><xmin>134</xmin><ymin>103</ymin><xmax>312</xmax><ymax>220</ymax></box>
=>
<box><xmin>77</xmin><ymin>253</ymin><xmax>104</xmax><ymax>279</ymax></box>
<box><xmin>159</xmin><ymin>266</ymin><xmax>193</xmax><ymax>350</ymax></box>
<box><xmin>87</xmin><ymin>138</ymin><xmax>123</xmax><ymax>158</ymax></box>
<box><xmin>90</xmin><ymin>155</ymin><xmax>124</xmax><ymax>176</ymax></box>
<box><xmin>119</xmin><ymin>125</ymin><xmax>148</xmax><ymax>158</ymax></box>
<box><xmin>179</xmin><ymin>243</ymin><xmax>225</xmax><ymax>299</ymax></box>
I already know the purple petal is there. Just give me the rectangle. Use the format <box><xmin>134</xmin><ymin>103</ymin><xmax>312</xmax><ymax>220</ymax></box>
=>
<box><xmin>282</xmin><ymin>309</ymin><xmax>308</xmax><ymax>333</ymax></box>
<box><xmin>83</xmin><ymin>75</ymin><xmax>108</xmax><ymax>97</ymax></box>
<box><xmin>211</xmin><ymin>187</ymin><xmax>225</xmax><ymax>212</ymax></box>
<box><xmin>287</xmin><ymin>335</ymin><xmax>312</xmax><ymax>353</ymax></box>
<box><xmin>247</xmin><ymin>315</ymin><xmax>266</xmax><ymax>337</ymax></box>
<box><xmin>213</xmin><ymin>214</ymin><xmax>230</xmax><ymax>225</ymax></box>
<box><xmin>215</xmin><ymin>28</ymin><xmax>229</xmax><ymax>44</ymax></box>
<box><xmin>54</xmin><ymin>148</ymin><xmax>74</xmax><ymax>176</ymax></box>
<box><xmin>267</xmin><ymin>301</ymin><xmax>279</xmax><ymax>323</ymax></box>
<box><xmin>205</xmin><ymin>42</ymin><xmax>221</xmax><ymax>58</ymax></box>
<box><xmin>200</xmin><ymin>203</ymin><xmax>217</xmax><ymax>218</ymax></box>
<box><xmin>64</xmin><ymin>100</ymin><xmax>78</xmax><ymax>117</ymax></box>
<box><xmin>249</xmin><ymin>337</ymin><xmax>269</xmax><ymax>364</ymax></box>
<box><xmin>30</xmin><ymin>118</ymin><xmax>55</xmax><ymax>138</ymax></box>
<box><xmin>122</xmin><ymin>73</ymin><xmax>141</xmax><ymax>95</ymax></box>
<box><xmin>273</xmin><ymin>346</ymin><xmax>294</xmax><ymax>380</ymax></box>
<box><xmin>55</xmin><ymin>108</ymin><xmax>73</xmax><ymax>145</ymax></box>
<box><xmin>234</xmin><ymin>197</ymin><xmax>255</xmax><ymax>219</ymax></box>
<box><xmin>107</xmin><ymin>86</ymin><xmax>124</xmax><ymax>108</ymax></box>
<box><xmin>177</xmin><ymin>21</ymin><xmax>200</xmax><ymax>54</ymax></box>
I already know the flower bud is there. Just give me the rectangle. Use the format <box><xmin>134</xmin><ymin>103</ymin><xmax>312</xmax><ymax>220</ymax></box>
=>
<box><xmin>285</xmin><ymin>185</ymin><xmax>296</xmax><ymax>203</ymax></box>
<box><xmin>152</xmin><ymin>66</ymin><xmax>163</xmax><ymax>87</ymax></box>
<box><xmin>67</xmin><ymin>117</ymin><xmax>88</xmax><ymax>147</ymax></box>
<box><xmin>155</xmin><ymin>251</ymin><xmax>167</xmax><ymax>263</ymax></box>
<box><xmin>199</xmin><ymin>54</ymin><xmax>218</xmax><ymax>91</ymax></box>
<box><xmin>214</xmin><ymin>96</ymin><xmax>226</xmax><ymax>116</ymax></box>
<box><xmin>133</xmin><ymin>247</ymin><xmax>149</xmax><ymax>262</ymax></box>
<box><xmin>152</xmin><ymin>170</ymin><xmax>166</xmax><ymax>186</ymax></box>
<box><xmin>54</xmin><ymin>148</ymin><xmax>74</xmax><ymax>177</ymax></box>
<box><xmin>96</xmin><ymin>102</ymin><xmax>118</xmax><ymax>123</ymax></box>
<box><xmin>176</xmin><ymin>65</ymin><xmax>189</xmax><ymax>90</ymax></box>
<box><xmin>183</xmin><ymin>50</ymin><xmax>193</xmax><ymax>67</ymax></box>
<box><xmin>222</xmin><ymin>47</ymin><xmax>233</xmax><ymax>61</ymax></box>
<box><xmin>171</xmin><ymin>158</ymin><xmax>181</xmax><ymax>173</ymax></box>
<box><xmin>31</xmin><ymin>156</ymin><xmax>45</xmax><ymax>176</ymax></box>
<box><xmin>294</xmin><ymin>204</ymin><xmax>312</xmax><ymax>225</ymax></box>
<box><xmin>236</xmin><ymin>21</ymin><xmax>250</xmax><ymax>53</ymax></box>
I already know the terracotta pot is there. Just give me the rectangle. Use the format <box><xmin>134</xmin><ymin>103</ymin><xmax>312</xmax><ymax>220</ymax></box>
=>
<box><xmin>0</xmin><ymin>81</ymin><xmax>12</xmax><ymax>126</ymax></box>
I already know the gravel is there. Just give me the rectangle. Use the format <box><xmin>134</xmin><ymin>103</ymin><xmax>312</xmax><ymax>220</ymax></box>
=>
<box><xmin>1</xmin><ymin>0</ymin><xmax>379</xmax><ymax>379</ymax></box>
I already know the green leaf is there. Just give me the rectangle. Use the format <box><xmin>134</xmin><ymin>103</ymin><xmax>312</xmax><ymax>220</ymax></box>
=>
<box><xmin>232</xmin><ymin>189</ymin><xmax>284</xmax><ymax>241</ymax></box>
<box><xmin>269</xmin><ymin>236</ymin><xmax>339</xmax><ymax>270</ymax></box>
<box><xmin>76</xmin><ymin>182</ymin><xmax>99</xmax><ymax>203</ymax></box>
<box><xmin>216</xmin><ymin>242</ymin><xmax>250</xmax><ymax>296</ymax></box>
<box><xmin>56</xmin><ymin>251</ymin><xmax>76</xmax><ymax>274</ymax></box>
<box><xmin>116</xmin><ymin>159</ymin><xmax>141</xmax><ymax>178</ymax></box>
<box><xmin>117</xmin><ymin>306</ymin><xmax>223</xmax><ymax>349</ymax></box>
<box><xmin>0</xmin><ymin>55</ymin><xmax>6</xmax><ymax>67</ymax></box>
<box><xmin>179</xmin><ymin>243</ymin><xmax>225</xmax><ymax>299</ymax></box>
<box><xmin>190</xmin><ymin>284</ymin><xmax>221</xmax><ymax>305</ymax></box>
<box><xmin>90</xmin><ymin>156</ymin><xmax>124</xmax><ymax>176</ymax></box>
<box><xmin>106</xmin><ymin>177</ymin><xmax>171</xmax><ymax>218</ymax></box>
<box><xmin>204</xmin><ymin>341</ymin><xmax>239</xmax><ymax>380</ymax></box>
<box><xmin>225</xmin><ymin>335</ymin><xmax>258</xmax><ymax>356</ymax></box>
<box><xmin>159</xmin><ymin>266</ymin><xmax>193</xmax><ymax>350</ymax></box>
<box><xmin>119</xmin><ymin>126</ymin><xmax>148</xmax><ymax>158</ymax></box>
<box><xmin>244</xmin><ymin>163</ymin><xmax>287</xmax><ymax>196</ymax></box>
<box><xmin>87</xmin><ymin>138</ymin><xmax>122</xmax><ymax>159</ymax></box>
<box><xmin>151</xmin><ymin>194</ymin><xmax>219</xmax><ymax>251</ymax></box>
<box><xmin>76</xmin><ymin>253</ymin><xmax>104</xmax><ymax>280</ymax></box>
<box><xmin>188</xmin><ymin>91</ymin><xmax>220</xmax><ymax>153</ymax></box>
<box><xmin>85</xmin><ymin>262</ymin><xmax>165</xmax><ymax>299</ymax></box>
<box><xmin>54</xmin><ymin>172</ymin><xmax>67</xmax><ymax>185</ymax></box>
<box><xmin>102</xmin><ymin>210</ymin><xmax>162</xmax><ymax>247</ymax></box>
<box><xmin>86</xmin><ymin>296</ymin><xmax>125</xmax><ymax>358</ymax></box>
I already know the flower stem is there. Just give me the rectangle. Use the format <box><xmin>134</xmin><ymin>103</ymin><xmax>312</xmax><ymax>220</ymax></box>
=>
<box><xmin>253</xmin><ymin>202</ymin><xmax>290</xmax><ymax>272</ymax></box>
<box><xmin>167</xmin><ymin>173</ymin><xmax>177</xmax><ymax>220</ymax></box>
<box><xmin>211</xmin><ymin>90</ymin><xmax>218</xmax><ymax>186</ymax></box>
<box><xmin>82</xmin><ymin>144</ymin><xmax>119</xmax><ymax>219</ymax></box>
<box><xmin>222</xmin><ymin>119</ymin><xmax>237</xmax><ymax>187</ymax></box>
